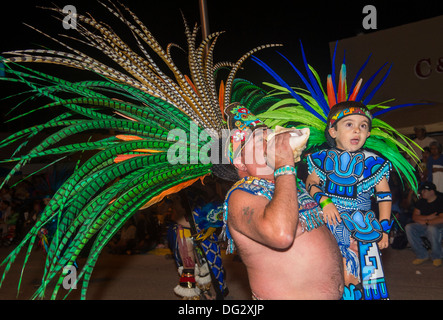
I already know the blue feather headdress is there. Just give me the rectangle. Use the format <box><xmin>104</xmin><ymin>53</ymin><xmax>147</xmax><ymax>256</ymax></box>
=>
<box><xmin>246</xmin><ymin>41</ymin><xmax>423</xmax><ymax>192</ymax></box>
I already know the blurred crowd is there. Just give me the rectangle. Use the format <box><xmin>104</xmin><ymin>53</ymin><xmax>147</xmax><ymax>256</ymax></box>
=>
<box><xmin>0</xmin><ymin>175</ymin><xmax>182</xmax><ymax>252</ymax></box>
<box><xmin>0</xmin><ymin>126</ymin><xmax>441</xmax><ymax>253</ymax></box>
<box><xmin>0</xmin><ymin>177</ymin><xmax>52</xmax><ymax>247</ymax></box>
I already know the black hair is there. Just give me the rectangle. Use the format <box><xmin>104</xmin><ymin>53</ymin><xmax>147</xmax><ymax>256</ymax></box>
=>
<box><xmin>325</xmin><ymin>101</ymin><xmax>372</xmax><ymax>147</ymax></box>
<box><xmin>210</xmin><ymin>138</ymin><xmax>240</xmax><ymax>182</ymax></box>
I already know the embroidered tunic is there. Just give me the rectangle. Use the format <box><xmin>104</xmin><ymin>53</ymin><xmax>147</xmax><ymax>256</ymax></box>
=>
<box><xmin>307</xmin><ymin>148</ymin><xmax>391</xmax><ymax>278</ymax></box>
<box><xmin>222</xmin><ymin>176</ymin><xmax>324</xmax><ymax>254</ymax></box>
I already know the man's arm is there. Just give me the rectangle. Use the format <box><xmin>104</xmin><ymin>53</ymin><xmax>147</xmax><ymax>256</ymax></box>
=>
<box><xmin>411</xmin><ymin>207</ymin><xmax>428</xmax><ymax>224</ymax></box>
<box><xmin>228</xmin><ymin>173</ymin><xmax>298</xmax><ymax>249</ymax></box>
<box><xmin>228</xmin><ymin>131</ymin><xmax>299</xmax><ymax>249</ymax></box>
<box><xmin>427</xmin><ymin>214</ymin><xmax>443</xmax><ymax>225</ymax></box>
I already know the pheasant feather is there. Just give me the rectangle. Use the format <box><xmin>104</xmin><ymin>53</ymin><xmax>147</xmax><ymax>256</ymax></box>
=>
<box><xmin>0</xmin><ymin>1</ymin><xmax>280</xmax><ymax>299</ymax></box>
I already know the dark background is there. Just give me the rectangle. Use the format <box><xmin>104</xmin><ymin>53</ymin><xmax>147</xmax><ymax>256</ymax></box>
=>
<box><xmin>1</xmin><ymin>0</ymin><xmax>442</xmax><ymax>130</ymax></box>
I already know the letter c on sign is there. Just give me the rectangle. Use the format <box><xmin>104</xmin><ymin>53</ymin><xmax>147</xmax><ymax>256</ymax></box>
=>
<box><xmin>415</xmin><ymin>58</ymin><xmax>432</xmax><ymax>79</ymax></box>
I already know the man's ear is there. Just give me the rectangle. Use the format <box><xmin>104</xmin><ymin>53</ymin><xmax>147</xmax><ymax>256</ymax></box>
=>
<box><xmin>233</xmin><ymin>156</ymin><xmax>247</xmax><ymax>172</ymax></box>
<box><xmin>328</xmin><ymin>126</ymin><xmax>337</xmax><ymax>139</ymax></box>
<box><xmin>367</xmin><ymin>131</ymin><xmax>371</xmax><ymax>139</ymax></box>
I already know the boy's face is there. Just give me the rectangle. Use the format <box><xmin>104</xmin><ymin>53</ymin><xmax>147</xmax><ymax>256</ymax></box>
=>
<box><xmin>328</xmin><ymin>114</ymin><xmax>371</xmax><ymax>152</ymax></box>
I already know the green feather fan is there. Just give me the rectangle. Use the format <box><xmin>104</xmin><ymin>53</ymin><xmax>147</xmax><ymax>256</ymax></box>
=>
<box><xmin>0</xmin><ymin>2</ymin><xmax>280</xmax><ymax>299</ymax></box>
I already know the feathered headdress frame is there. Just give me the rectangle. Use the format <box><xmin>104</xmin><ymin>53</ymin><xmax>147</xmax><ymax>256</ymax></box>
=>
<box><xmin>0</xmin><ymin>2</ymin><xmax>281</xmax><ymax>299</ymax></box>
<box><xmin>242</xmin><ymin>41</ymin><xmax>422</xmax><ymax>192</ymax></box>
<box><xmin>2</xmin><ymin>2</ymin><xmax>282</xmax><ymax>135</ymax></box>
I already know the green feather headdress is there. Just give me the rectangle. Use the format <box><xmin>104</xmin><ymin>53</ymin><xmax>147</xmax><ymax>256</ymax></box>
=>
<box><xmin>234</xmin><ymin>43</ymin><xmax>421</xmax><ymax>193</ymax></box>
<box><xmin>0</xmin><ymin>2</ymin><xmax>280</xmax><ymax>299</ymax></box>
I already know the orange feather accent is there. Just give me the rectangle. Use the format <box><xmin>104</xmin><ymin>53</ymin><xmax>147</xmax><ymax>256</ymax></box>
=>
<box><xmin>116</xmin><ymin>135</ymin><xmax>144</xmax><ymax>141</ymax></box>
<box><xmin>327</xmin><ymin>75</ymin><xmax>337</xmax><ymax>107</ymax></box>
<box><xmin>348</xmin><ymin>78</ymin><xmax>363</xmax><ymax>102</ymax></box>
<box><xmin>113</xmin><ymin>154</ymin><xmax>145</xmax><ymax>163</ymax></box>
<box><xmin>219</xmin><ymin>80</ymin><xmax>225</xmax><ymax>118</ymax></box>
<box><xmin>139</xmin><ymin>174</ymin><xmax>210</xmax><ymax>210</ymax></box>
<box><xmin>133</xmin><ymin>149</ymin><xmax>164</xmax><ymax>153</ymax></box>
<box><xmin>184</xmin><ymin>75</ymin><xmax>198</xmax><ymax>95</ymax></box>
<box><xmin>114</xmin><ymin>111</ymin><xmax>139</xmax><ymax>122</ymax></box>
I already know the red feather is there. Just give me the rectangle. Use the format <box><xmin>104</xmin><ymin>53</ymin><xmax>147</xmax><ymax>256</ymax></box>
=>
<box><xmin>327</xmin><ymin>75</ymin><xmax>337</xmax><ymax>107</ymax></box>
<box><xmin>348</xmin><ymin>78</ymin><xmax>363</xmax><ymax>101</ymax></box>
<box><xmin>219</xmin><ymin>80</ymin><xmax>225</xmax><ymax>119</ymax></box>
<box><xmin>337</xmin><ymin>64</ymin><xmax>346</xmax><ymax>103</ymax></box>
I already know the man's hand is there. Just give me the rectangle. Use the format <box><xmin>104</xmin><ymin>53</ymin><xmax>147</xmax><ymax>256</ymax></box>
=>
<box><xmin>266</xmin><ymin>126</ymin><xmax>310</xmax><ymax>163</ymax></box>
<box><xmin>420</xmin><ymin>212</ymin><xmax>437</xmax><ymax>225</ymax></box>
<box><xmin>266</xmin><ymin>132</ymin><xmax>295</xmax><ymax>169</ymax></box>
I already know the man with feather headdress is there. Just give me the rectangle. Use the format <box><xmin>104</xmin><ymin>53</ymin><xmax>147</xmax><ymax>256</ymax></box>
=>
<box><xmin>0</xmin><ymin>2</ymin><xmax>344</xmax><ymax>299</ymax></box>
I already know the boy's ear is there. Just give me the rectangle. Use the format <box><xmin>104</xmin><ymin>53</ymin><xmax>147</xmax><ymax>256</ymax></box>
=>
<box><xmin>328</xmin><ymin>127</ymin><xmax>337</xmax><ymax>139</ymax></box>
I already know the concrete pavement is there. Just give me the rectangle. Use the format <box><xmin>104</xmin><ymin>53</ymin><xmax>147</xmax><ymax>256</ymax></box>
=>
<box><xmin>0</xmin><ymin>245</ymin><xmax>442</xmax><ymax>300</ymax></box>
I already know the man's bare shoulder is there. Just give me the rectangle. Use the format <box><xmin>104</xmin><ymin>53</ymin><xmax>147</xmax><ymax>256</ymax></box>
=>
<box><xmin>227</xmin><ymin>189</ymin><xmax>268</xmax><ymax>228</ymax></box>
<box><xmin>228</xmin><ymin>189</ymin><xmax>269</xmax><ymax>212</ymax></box>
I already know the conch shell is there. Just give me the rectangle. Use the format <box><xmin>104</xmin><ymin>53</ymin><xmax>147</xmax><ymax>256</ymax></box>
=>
<box><xmin>266</xmin><ymin>126</ymin><xmax>310</xmax><ymax>162</ymax></box>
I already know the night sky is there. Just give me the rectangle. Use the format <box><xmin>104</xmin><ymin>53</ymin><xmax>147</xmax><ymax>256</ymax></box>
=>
<box><xmin>1</xmin><ymin>0</ymin><xmax>442</xmax><ymax>129</ymax></box>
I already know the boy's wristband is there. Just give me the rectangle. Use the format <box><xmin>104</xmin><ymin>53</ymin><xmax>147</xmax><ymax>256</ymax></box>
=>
<box><xmin>320</xmin><ymin>197</ymin><xmax>333</xmax><ymax>209</ymax></box>
<box><xmin>380</xmin><ymin>219</ymin><xmax>393</xmax><ymax>234</ymax></box>
<box><xmin>313</xmin><ymin>191</ymin><xmax>326</xmax><ymax>204</ymax></box>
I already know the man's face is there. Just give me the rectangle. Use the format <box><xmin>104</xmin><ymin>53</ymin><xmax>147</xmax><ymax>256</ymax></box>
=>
<box><xmin>420</xmin><ymin>189</ymin><xmax>434</xmax><ymax>200</ymax></box>
<box><xmin>43</xmin><ymin>198</ymin><xmax>51</xmax><ymax>206</ymax></box>
<box><xmin>235</xmin><ymin>128</ymin><xmax>274</xmax><ymax>177</ymax></box>
<box><xmin>414</xmin><ymin>128</ymin><xmax>426</xmax><ymax>139</ymax></box>
<box><xmin>430</xmin><ymin>144</ymin><xmax>440</xmax><ymax>156</ymax></box>
<box><xmin>328</xmin><ymin>115</ymin><xmax>371</xmax><ymax>152</ymax></box>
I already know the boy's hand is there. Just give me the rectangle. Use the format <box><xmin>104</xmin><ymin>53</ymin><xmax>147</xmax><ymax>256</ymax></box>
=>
<box><xmin>378</xmin><ymin>233</ymin><xmax>389</xmax><ymax>249</ymax></box>
<box><xmin>322</xmin><ymin>201</ymin><xmax>341</xmax><ymax>225</ymax></box>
